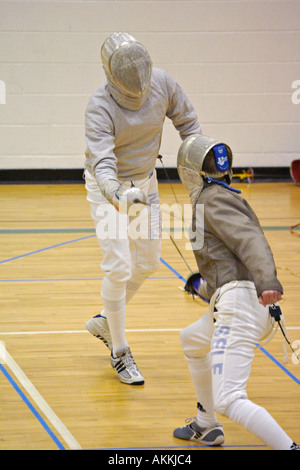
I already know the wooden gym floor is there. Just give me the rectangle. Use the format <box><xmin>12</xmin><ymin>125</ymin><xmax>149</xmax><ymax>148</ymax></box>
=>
<box><xmin>0</xmin><ymin>180</ymin><xmax>299</xmax><ymax>451</ymax></box>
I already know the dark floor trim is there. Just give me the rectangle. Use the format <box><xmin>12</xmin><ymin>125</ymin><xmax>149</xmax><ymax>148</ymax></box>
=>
<box><xmin>0</xmin><ymin>167</ymin><xmax>293</xmax><ymax>184</ymax></box>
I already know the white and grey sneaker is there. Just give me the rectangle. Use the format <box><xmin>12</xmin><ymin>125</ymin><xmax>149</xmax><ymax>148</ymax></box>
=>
<box><xmin>173</xmin><ymin>420</ymin><xmax>225</xmax><ymax>446</ymax></box>
<box><xmin>85</xmin><ymin>314</ymin><xmax>112</xmax><ymax>351</ymax></box>
<box><xmin>110</xmin><ymin>347</ymin><xmax>144</xmax><ymax>385</ymax></box>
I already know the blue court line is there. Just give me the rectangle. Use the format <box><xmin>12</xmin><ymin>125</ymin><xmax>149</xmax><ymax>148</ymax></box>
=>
<box><xmin>259</xmin><ymin>346</ymin><xmax>300</xmax><ymax>385</ymax></box>
<box><xmin>0</xmin><ymin>234</ymin><xmax>96</xmax><ymax>264</ymax></box>
<box><xmin>159</xmin><ymin>258</ymin><xmax>187</xmax><ymax>282</ymax></box>
<box><xmin>0</xmin><ymin>363</ymin><xmax>65</xmax><ymax>450</ymax></box>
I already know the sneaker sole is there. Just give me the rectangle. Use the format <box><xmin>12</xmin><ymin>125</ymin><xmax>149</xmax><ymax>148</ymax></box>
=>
<box><xmin>173</xmin><ymin>427</ymin><xmax>224</xmax><ymax>446</ymax></box>
<box><xmin>119</xmin><ymin>377</ymin><xmax>145</xmax><ymax>385</ymax></box>
<box><xmin>110</xmin><ymin>358</ymin><xmax>145</xmax><ymax>385</ymax></box>
<box><xmin>111</xmin><ymin>363</ymin><xmax>145</xmax><ymax>385</ymax></box>
<box><xmin>200</xmin><ymin>434</ymin><xmax>225</xmax><ymax>446</ymax></box>
<box><xmin>85</xmin><ymin>318</ymin><xmax>112</xmax><ymax>350</ymax></box>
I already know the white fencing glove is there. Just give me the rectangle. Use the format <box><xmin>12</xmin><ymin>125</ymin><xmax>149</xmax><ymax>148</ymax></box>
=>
<box><xmin>102</xmin><ymin>179</ymin><xmax>147</xmax><ymax>213</ymax></box>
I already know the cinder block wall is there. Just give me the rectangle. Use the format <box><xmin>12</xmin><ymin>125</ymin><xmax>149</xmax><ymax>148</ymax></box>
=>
<box><xmin>0</xmin><ymin>0</ymin><xmax>299</xmax><ymax>173</ymax></box>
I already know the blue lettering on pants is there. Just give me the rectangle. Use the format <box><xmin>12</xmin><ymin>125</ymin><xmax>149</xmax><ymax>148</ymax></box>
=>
<box><xmin>211</xmin><ymin>325</ymin><xmax>230</xmax><ymax>375</ymax></box>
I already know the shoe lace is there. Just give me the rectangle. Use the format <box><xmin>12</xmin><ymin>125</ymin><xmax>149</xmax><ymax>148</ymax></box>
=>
<box><xmin>121</xmin><ymin>350</ymin><xmax>139</xmax><ymax>373</ymax></box>
<box><xmin>185</xmin><ymin>403</ymin><xmax>207</xmax><ymax>425</ymax></box>
<box><xmin>184</xmin><ymin>416</ymin><xmax>196</xmax><ymax>425</ymax></box>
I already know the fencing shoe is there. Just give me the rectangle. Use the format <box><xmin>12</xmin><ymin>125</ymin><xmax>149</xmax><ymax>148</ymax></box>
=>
<box><xmin>110</xmin><ymin>347</ymin><xmax>144</xmax><ymax>385</ymax></box>
<box><xmin>173</xmin><ymin>420</ymin><xmax>225</xmax><ymax>446</ymax></box>
<box><xmin>85</xmin><ymin>314</ymin><xmax>112</xmax><ymax>351</ymax></box>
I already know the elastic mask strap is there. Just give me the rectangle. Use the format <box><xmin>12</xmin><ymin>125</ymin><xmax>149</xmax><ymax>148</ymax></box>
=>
<box><xmin>206</xmin><ymin>176</ymin><xmax>242</xmax><ymax>194</ymax></box>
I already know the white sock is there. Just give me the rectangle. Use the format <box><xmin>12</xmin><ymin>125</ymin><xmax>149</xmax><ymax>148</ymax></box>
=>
<box><xmin>185</xmin><ymin>354</ymin><xmax>217</xmax><ymax>428</ymax></box>
<box><xmin>99</xmin><ymin>278</ymin><xmax>145</xmax><ymax>355</ymax></box>
<box><xmin>226</xmin><ymin>398</ymin><xmax>294</xmax><ymax>450</ymax></box>
<box><xmin>101</xmin><ymin>278</ymin><xmax>128</xmax><ymax>356</ymax></box>
<box><xmin>104</xmin><ymin>299</ymin><xmax>127</xmax><ymax>356</ymax></box>
<box><xmin>100</xmin><ymin>279</ymin><xmax>144</xmax><ymax>320</ymax></box>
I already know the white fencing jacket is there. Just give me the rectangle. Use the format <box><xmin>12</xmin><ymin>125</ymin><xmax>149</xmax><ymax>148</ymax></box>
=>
<box><xmin>85</xmin><ymin>68</ymin><xmax>201</xmax><ymax>192</ymax></box>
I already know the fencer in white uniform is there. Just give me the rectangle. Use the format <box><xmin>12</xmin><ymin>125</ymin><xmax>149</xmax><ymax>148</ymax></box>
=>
<box><xmin>173</xmin><ymin>134</ymin><xmax>299</xmax><ymax>450</ymax></box>
<box><xmin>84</xmin><ymin>32</ymin><xmax>201</xmax><ymax>385</ymax></box>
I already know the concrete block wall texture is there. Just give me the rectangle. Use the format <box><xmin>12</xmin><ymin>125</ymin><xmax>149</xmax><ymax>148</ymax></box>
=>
<box><xmin>0</xmin><ymin>0</ymin><xmax>299</xmax><ymax>172</ymax></box>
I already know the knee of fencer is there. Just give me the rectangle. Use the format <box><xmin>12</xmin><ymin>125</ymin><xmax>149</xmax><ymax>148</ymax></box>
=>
<box><xmin>146</xmin><ymin>251</ymin><xmax>161</xmax><ymax>274</ymax></box>
<box><xmin>179</xmin><ymin>328</ymin><xmax>209</xmax><ymax>358</ymax></box>
<box><xmin>179</xmin><ymin>327</ymin><xmax>191</xmax><ymax>350</ymax></box>
<box><xmin>179</xmin><ymin>324</ymin><xmax>201</xmax><ymax>350</ymax></box>
<box><xmin>214</xmin><ymin>400</ymin><xmax>228</xmax><ymax>416</ymax></box>
<box><xmin>101</xmin><ymin>276</ymin><xmax>126</xmax><ymax>302</ymax></box>
<box><xmin>150</xmin><ymin>257</ymin><xmax>161</xmax><ymax>274</ymax></box>
<box><xmin>214</xmin><ymin>391</ymin><xmax>248</xmax><ymax>416</ymax></box>
<box><xmin>101</xmin><ymin>251</ymin><xmax>132</xmax><ymax>284</ymax></box>
<box><xmin>104</xmin><ymin>265</ymin><xmax>132</xmax><ymax>285</ymax></box>
<box><xmin>130</xmin><ymin>262</ymin><xmax>160</xmax><ymax>283</ymax></box>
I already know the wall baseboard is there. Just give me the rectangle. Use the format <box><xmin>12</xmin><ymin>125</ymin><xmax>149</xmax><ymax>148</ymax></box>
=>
<box><xmin>0</xmin><ymin>167</ymin><xmax>293</xmax><ymax>184</ymax></box>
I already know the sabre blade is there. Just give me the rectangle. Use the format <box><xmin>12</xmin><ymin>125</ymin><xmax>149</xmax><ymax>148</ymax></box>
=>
<box><xmin>278</xmin><ymin>320</ymin><xmax>300</xmax><ymax>362</ymax></box>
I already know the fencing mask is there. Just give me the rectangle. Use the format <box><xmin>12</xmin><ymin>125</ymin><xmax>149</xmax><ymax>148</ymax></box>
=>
<box><xmin>101</xmin><ymin>32</ymin><xmax>152</xmax><ymax>111</ymax></box>
<box><xmin>177</xmin><ymin>134</ymin><xmax>233</xmax><ymax>204</ymax></box>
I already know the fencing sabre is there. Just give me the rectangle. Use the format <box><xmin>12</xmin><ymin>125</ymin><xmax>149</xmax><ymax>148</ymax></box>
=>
<box><xmin>269</xmin><ymin>303</ymin><xmax>300</xmax><ymax>363</ymax></box>
<box><xmin>157</xmin><ymin>154</ymin><xmax>194</xmax><ymax>274</ymax></box>
<box><xmin>157</xmin><ymin>155</ymin><xmax>180</xmax><ymax>205</ymax></box>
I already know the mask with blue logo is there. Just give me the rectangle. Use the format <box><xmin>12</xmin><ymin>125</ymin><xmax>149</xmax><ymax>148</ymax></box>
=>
<box><xmin>206</xmin><ymin>143</ymin><xmax>241</xmax><ymax>194</ymax></box>
<box><xmin>213</xmin><ymin>144</ymin><xmax>230</xmax><ymax>173</ymax></box>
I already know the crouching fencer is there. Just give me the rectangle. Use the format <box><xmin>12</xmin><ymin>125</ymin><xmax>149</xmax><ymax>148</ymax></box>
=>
<box><xmin>84</xmin><ymin>32</ymin><xmax>201</xmax><ymax>385</ymax></box>
<box><xmin>173</xmin><ymin>134</ymin><xmax>299</xmax><ymax>450</ymax></box>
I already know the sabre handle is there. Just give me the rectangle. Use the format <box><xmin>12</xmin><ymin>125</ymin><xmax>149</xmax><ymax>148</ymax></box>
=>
<box><xmin>269</xmin><ymin>303</ymin><xmax>282</xmax><ymax>322</ymax></box>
